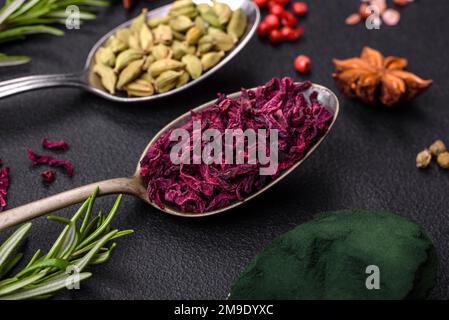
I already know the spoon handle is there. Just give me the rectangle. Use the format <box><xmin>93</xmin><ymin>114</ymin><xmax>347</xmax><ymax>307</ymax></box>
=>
<box><xmin>0</xmin><ymin>177</ymin><xmax>141</xmax><ymax>231</ymax></box>
<box><xmin>0</xmin><ymin>73</ymin><xmax>85</xmax><ymax>99</ymax></box>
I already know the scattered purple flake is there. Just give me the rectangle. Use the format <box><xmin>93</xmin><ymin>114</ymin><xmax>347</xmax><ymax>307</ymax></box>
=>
<box><xmin>27</xmin><ymin>149</ymin><xmax>74</xmax><ymax>177</ymax></box>
<box><xmin>42</xmin><ymin>138</ymin><xmax>70</xmax><ymax>151</ymax></box>
<box><xmin>41</xmin><ymin>170</ymin><xmax>56</xmax><ymax>184</ymax></box>
<box><xmin>0</xmin><ymin>160</ymin><xmax>10</xmax><ymax>212</ymax></box>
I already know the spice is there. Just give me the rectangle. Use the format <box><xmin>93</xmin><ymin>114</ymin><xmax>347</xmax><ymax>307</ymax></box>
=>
<box><xmin>140</xmin><ymin>77</ymin><xmax>333</xmax><ymax>213</ymax></box>
<box><xmin>332</xmin><ymin>47</ymin><xmax>433</xmax><ymax>107</ymax></box>
<box><xmin>42</xmin><ymin>138</ymin><xmax>70</xmax><ymax>151</ymax></box>
<box><xmin>40</xmin><ymin>170</ymin><xmax>56</xmax><ymax>184</ymax></box>
<box><xmin>429</xmin><ymin>140</ymin><xmax>446</xmax><ymax>156</ymax></box>
<box><xmin>254</xmin><ymin>0</ymin><xmax>307</xmax><ymax>43</ymax></box>
<box><xmin>437</xmin><ymin>152</ymin><xmax>449</xmax><ymax>169</ymax></box>
<box><xmin>27</xmin><ymin>149</ymin><xmax>74</xmax><ymax>177</ymax></box>
<box><xmin>93</xmin><ymin>1</ymin><xmax>248</xmax><ymax>97</ymax></box>
<box><xmin>416</xmin><ymin>149</ymin><xmax>431</xmax><ymax>169</ymax></box>
<box><xmin>345</xmin><ymin>0</ymin><xmax>414</xmax><ymax>27</ymax></box>
<box><xmin>0</xmin><ymin>160</ymin><xmax>10</xmax><ymax>212</ymax></box>
<box><xmin>229</xmin><ymin>209</ymin><xmax>437</xmax><ymax>300</ymax></box>
<box><xmin>294</xmin><ymin>54</ymin><xmax>311</xmax><ymax>73</ymax></box>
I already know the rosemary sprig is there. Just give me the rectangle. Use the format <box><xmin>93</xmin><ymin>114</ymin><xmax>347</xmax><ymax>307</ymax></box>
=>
<box><xmin>0</xmin><ymin>189</ymin><xmax>133</xmax><ymax>300</ymax></box>
<box><xmin>0</xmin><ymin>0</ymin><xmax>110</xmax><ymax>67</ymax></box>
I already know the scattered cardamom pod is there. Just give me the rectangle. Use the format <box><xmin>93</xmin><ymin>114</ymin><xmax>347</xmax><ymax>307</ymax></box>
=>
<box><xmin>95</xmin><ymin>47</ymin><xmax>115</xmax><ymax>67</ymax></box>
<box><xmin>126</xmin><ymin>79</ymin><xmax>155</xmax><ymax>97</ymax></box>
<box><xmin>182</xmin><ymin>54</ymin><xmax>202</xmax><ymax>80</ymax></box>
<box><xmin>186</xmin><ymin>25</ymin><xmax>204</xmax><ymax>45</ymax></box>
<box><xmin>154</xmin><ymin>24</ymin><xmax>173</xmax><ymax>45</ymax></box>
<box><xmin>201</xmin><ymin>51</ymin><xmax>224</xmax><ymax>71</ymax></box>
<box><xmin>114</xmin><ymin>49</ymin><xmax>143</xmax><ymax>73</ymax></box>
<box><xmin>149</xmin><ymin>58</ymin><xmax>185</xmax><ymax>77</ymax></box>
<box><xmin>170</xmin><ymin>15</ymin><xmax>194</xmax><ymax>32</ymax></box>
<box><xmin>117</xmin><ymin>59</ymin><xmax>144</xmax><ymax>90</ymax></box>
<box><xmin>155</xmin><ymin>70</ymin><xmax>183</xmax><ymax>93</ymax></box>
<box><xmin>93</xmin><ymin>64</ymin><xmax>117</xmax><ymax>94</ymax></box>
<box><xmin>227</xmin><ymin>9</ymin><xmax>247</xmax><ymax>42</ymax></box>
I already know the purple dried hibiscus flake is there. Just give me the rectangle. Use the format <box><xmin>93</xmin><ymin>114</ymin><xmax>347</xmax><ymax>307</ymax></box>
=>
<box><xmin>42</xmin><ymin>138</ymin><xmax>70</xmax><ymax>151</ymax></box>
<box><xmin>27</xmin><ymin>149</ymin><xmax>74</xmax><ymax>177</ymax></box>
<box><xmin>41</xmin><ymin>170</ymin><xmax>56</xmax><ymax>184</ymax></box>
<box><xmin>140</xmin><ymin>77</ymin><xmax>333</xmax><ymax>213</ymax></box>
<box><xmin>0</xmin><ymin>160</ymin><xmax>10</xmax><ymax>212</ymax></box>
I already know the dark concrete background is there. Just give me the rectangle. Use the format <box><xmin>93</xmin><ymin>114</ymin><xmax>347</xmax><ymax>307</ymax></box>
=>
<box><xmin>1</xmin><ymin>0</ymin><xmax>448</xmax><ymax>299</ymax></box>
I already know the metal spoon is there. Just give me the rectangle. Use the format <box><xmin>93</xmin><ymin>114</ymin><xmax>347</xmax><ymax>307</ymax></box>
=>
<box><xmin>0</xmin><ymin>83</ymin><xmax>339</xmax><ymax>231</ymax></box>
<box><xmin>0</xmin><ymin>0</ymin><xmax>260</xmax><ymax>102</ymax></box>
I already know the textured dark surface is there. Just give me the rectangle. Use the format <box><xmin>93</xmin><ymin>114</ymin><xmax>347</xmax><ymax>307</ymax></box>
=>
<box><xmin>0</xmin><ymin>0</ymin><xmax>448</xmax><ymax>300</ymax></box>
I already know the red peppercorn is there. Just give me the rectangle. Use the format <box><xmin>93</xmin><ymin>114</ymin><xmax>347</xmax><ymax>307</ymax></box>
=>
<box><xmin>281</xmin><ymin>11</ymin><xmax>298</xmax><ymax>27</ymax></box>
<box><xmin>253</xmin><ymin>0</ymin><xmax>268</xmax><ymax>8</ymax></box>
<box><xmin>264</xmin><ymin>14</ymin><xmax>280</xmax><ymax>30</ymax></box>
<box><xmin>294</xmin><ymin>55</ymin><xmax>311</xmax><ymax>73</ymax></box>
<box><xmin>257</xmin><ymin>22</ymin><xmax>269</xmax><ymax>36</ymax></box>
<box><xmin>269</xmin><ymin>29</ymin><xmax>283</xmax><ymax>43</ymax></box>
<box><xmin>292</xmin><ymin>2</ymin><xmax>308</xmax><ymax>16</ymax></box>
<box><xmin>282</xmin><ymin>26</ymin><xmax>304</xmax><ymax>40</ymax></box>
<box><xmin>269</xmin><ymin>3</ymin><xmax>285</xmax><ymax>16</ymax></box>
<box><xmin>273</xmin><ymin>0</ymin><xmax>290</xmax><ymax>5</ymax></box>
<box><xmin>41</xmin><ymin>170</ymin><xmax>56</xmax><ymax>184</ymax></box>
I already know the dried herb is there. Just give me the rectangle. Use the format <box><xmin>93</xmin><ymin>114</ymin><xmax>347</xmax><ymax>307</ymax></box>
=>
<box><xmin>0</xmin><ymin>190</ymin><xmax>134</xmax><ymax>300</ymax></box>
<box><xmin>0</xmin><ymin>160</ymin><xmax>10</xmax><ymax>212</ymax></box>
<box><xmin>140</xmin><ymin>77</ymin><xmax>333</xmax><ymax>213</ymax></box>
<box><xmin>42</xmin><ymin>138</ymin><xmax>70</xmax><ymax>151</ymax></box>
<box><xmin>332</xmin><ymin>47</ymin><xmax>433</xmax><ymax>107</ymax></box>
<box><xmin>27</xmin><ymin>149</ymin><xmax>74</xmax><ymax>177</ymax></box>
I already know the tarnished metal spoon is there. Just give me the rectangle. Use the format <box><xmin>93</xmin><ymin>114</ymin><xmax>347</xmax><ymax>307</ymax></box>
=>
<box><xmin>0</xmin><ymin>83</ymin><xmax>339</xmax><ymax>231</ymax></box>
<box><xmin>0</xmin><ymin>0</ymin><xmax>260</xmax><ymax>102</ymax></box>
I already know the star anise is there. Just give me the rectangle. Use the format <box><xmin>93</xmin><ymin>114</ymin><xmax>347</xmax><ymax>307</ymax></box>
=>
<box><xmin>332</xmin><ymin>47</ymin><xmax>433</xmax><ymax>107</ymax></box>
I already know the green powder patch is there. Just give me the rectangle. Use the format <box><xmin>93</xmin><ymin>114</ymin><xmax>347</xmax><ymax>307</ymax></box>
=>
<box><xmin>229</xmin><ymin>209</ymin><xmax>438</xmax><ymax>300</ymax></box>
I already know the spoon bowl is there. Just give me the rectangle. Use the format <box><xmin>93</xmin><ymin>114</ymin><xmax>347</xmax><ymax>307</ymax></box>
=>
<box><xmin>0</xmin><ymin>83</ymin><xmax>339</xmax><ymax>231</ymax></box>
<box><xmin>0</xmin><ymin>0</ymin><xmax>260</xmax><ymax>101</ymax></box>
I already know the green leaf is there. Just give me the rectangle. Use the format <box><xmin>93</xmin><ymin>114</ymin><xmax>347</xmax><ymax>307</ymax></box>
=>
<box><xmin>15</xmin><ymin>258</ymin><xmax>69</xmax><ymax>278</ymax></box>
<box><xmin>0</xmin><ymin>223</ymin><xmax>31</xmax><ymax>268</ymax></box>
<box><xmin>0</xmin><ymin>0</ymin><xmax>26</xmax><ymax>25</ymax></box>
<box><xmin>0</xmin><ymin>253</ymin><xmax>23</xmax><ymax>278</ymax></box>
<box><xmin>80</xmin><ymin>187</ymin><xmax>99</xmax><ymax>234</ymax></box>
<box><xmin>0</xmin><ymin>272</ymin><xmax>92</xmax><ymax>300</ymax></box>
<box><xmin>75</xmin><ymin>230</ymin><xmax>117</xmax><ymax>272</ymax></box>
<box><xmin>0</xmin><ymin>272</ymin><xmax>46</xmax><ymax>296</ymax></box>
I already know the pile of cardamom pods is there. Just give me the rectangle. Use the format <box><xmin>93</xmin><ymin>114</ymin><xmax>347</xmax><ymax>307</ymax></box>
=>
<box><xmin>93</xmin><ymin>0</ymin><xmax>247</xmax><ymax>97</ymax></box>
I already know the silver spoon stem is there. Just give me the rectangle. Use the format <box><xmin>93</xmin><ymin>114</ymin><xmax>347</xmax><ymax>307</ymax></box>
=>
<box><xmin>0</xmin><ymin>72</ymin><xmax>85</xmax><ymax>99</ymax></box>
<box><xmin>0</xmin><ymin>176</ymin><xmax>142</xmax><ymax>231</ymax></box>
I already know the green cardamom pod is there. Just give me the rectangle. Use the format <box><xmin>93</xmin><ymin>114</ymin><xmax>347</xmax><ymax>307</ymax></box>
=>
<box><xmin>171</xmin><ymin>40</ymin><xmax>189</xmax><ymax>60</ymax></box>
<box><xmin>143</xmin><ymin>55</ymin><xmax>155</xmax><ymax>70</ymax></box>
<box><xmin>106</xmin><ymin>36</ymin><xmax>128</xmax><ymax>53</ymax></box>
<box><xmin>182</xmin><ymin>54</ymin><xmax>202</xmax><ymax>80</ymax></box>
<box><xmin>227</xmin><ymin>9</ymin><xmax>247</xmax><ymax>42</ymax></box>
<box><xmin>153</xmin><ymin>24</ymin><xmax>173</xmax><ymax>45</ymax></box>
<box><xmin>187</xmin><ymin>45</ymin><xmax>196</xmax><ymax>55</ymax></box>
<box><xmin>170</xmin><ymin>0</ymin><xmax>194</xmax><ymax>12</ymax></box>
<box><xmin>201</xmin><ymin>51</ymin><xmax>224</xmax><ymax>71</ymax></box>
<box><xmin>169</xmin><ymin>5</ymin><xmax>198</xmax><ymax>19</ymax></box>
<box><xmin>176</xmin><ymin>71</ymin><xmax>190</xmax><ymax>87</ymax></box>
<box><xmin>139</xmin><ymin>23</ymin><xmax>154</xmax><ymax>52</ymax></box>
<box><xmin>114</xmin><ymin>49</ymin><xmax>143</xmax><ymax>73</ymax></box>
<box><xmin>95</xmin><ymin>47</ymin><xmax>116</xmax><ymax>67</ymax></box>
<box><xmin>117</xmin><ymin>59</ymin><xmax>144</xmax><ymax>90</ymax></box>
<box><xmin>213</xmin><ymin>2</ymin><xmax>232</xmax><ymax>25</ymax></box>
<box><xmin>116</xmin><ymin>28</ymin><xmax>131</xmax><ymax>44</ymax></box>
<box><xmin>169</xmin><ymin>15</ymin><xmax>194</xmax><ymax>32</ymax></box>
<box><xmin>199</xmin><ymin>7</ymin><xmax>221</xmax><ymax>28</ymax></box>
<box><xmin>148</xmin><ymin>15</ymin><xmax>170</xmax><ymax>28</ymax></box>
<box><xmin>208</xmin><ymin>27</ymin><xmax>234</xmax><ymax>51</ymax></box>
<box><xmin>194</xmin><ymin>16</ymin><xmax>206</xmax><ymax>32</ymax></box>
<box><xmin>198</xmin><ymin>35</ymin><xmax>216</xmax><ymax>53</ymax></box>
<box><xmin>128</xmin><ymin>32</ymin><xmax>142</xmax><ymax>51</ymax></box>
<box><xmin>93</xmin><ymin>64</ymin><xmax>117</xmax><ymax>94</ymax></box>
<box><xmin>140</xmin><ymin>72</ymin><xmax>154</xmax><ymax>83</ymax></box>
<box><xmin>126</xmin><ymin>79</ymin><xmax>155</xmax><ymax>97</ymax></box>
<box><xmin>130</xmin><ymin>9</ymin><xmax>148</xmax><ymax>33</ymax></box>
<box><xmin>148</xmin><ymin>58</ymin><xmax>185</xmax><ymax>77</ymax></box>
<box><xmin>185</xmin><ymin>25</ymin><xmax>204</xmax><ymax>45</ymax></box>
<box><xmin>172</xmin><ymin>29</ymin><xmax>186</xmax><ymax>41</ymax></box>
<box><xmin>155</xmin><ymin>70</ymin><xmax>182</xmax><ymax>93</ymax></box>
<box><xmin>152</xmin><ymin>44</ymin><xmax>172</xmax><ymax>60</ymax></box>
